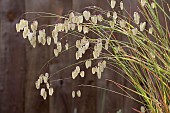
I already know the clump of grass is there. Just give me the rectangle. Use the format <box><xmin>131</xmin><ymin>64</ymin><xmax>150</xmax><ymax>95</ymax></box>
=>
<box><xmin>16</xmin><ymin>0</ymin><xmax>170</xmax><ymax>112</ymax></box>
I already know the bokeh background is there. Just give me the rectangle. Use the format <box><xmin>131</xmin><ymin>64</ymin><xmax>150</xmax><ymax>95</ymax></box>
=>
<box><xmin>0</xmin><ymin>0</ymin><xmax>169</xmax><ymax>113</ymax></box>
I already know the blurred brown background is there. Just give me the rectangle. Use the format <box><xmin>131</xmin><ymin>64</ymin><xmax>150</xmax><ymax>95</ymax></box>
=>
<box><xmin>0</xmin><ymin>0</ymin><xmax>169</xmax><ymax>113</ymax></box>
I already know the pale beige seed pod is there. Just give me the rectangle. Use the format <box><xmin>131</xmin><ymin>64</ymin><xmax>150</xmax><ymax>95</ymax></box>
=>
<box><xmin>16</xmin><ymin>23</ymin><xmax>21</xmax><ymax>32</ymax></box>
<box><xmin>109</xmin><ymin>21</ymin><xmax>115</xmax><ymax>28</ymax></box>
<box><xmin>78</xmin><ymin>15</ymin><xmax>84</xmax><ymax>23</ymax></box>
<box><xmin>107</xmin><ymin>11</ymin><xmax>111</xmax><ymax>18</ymax></box>
<box><xmin>140</xmin><ymin>106</ymin><xmax>145</xmax><ymax>113</ymax></box>
<box><xmin>77</xmin><ymin>50</ymin><xmax>83</xmax><ymax>59</ymax></box>
<box><xmin>85</xmin><ymin>60</ymin><xmax>92</xmax><ymax>69</ymax></box>
<box><xmin>61</xmin><ymin>24</ymin><xmax>65</xmax><ymax>32</ymax></box>
<box><xmin>97</xmin><ymin>14</ymin><xmax>103</xmax><ymax>22</ymax></box>
<box><xmin>70</xmin><ymin>23</ymin><xmax>76</xmax><ymax>30</ymax></box>
<box><xmin>75</xmin><ymin>66</ymin><xmax>80</xmax><ymax>74</ymax></box>
<box><xmin>57</xmin><ymin>42</ymin><xmax>62</xmax><ymax>52</ymax></box>
<box><xmin>52</xmin><ymin>29</ymin><xmax>58</xmax><ymax>39</ymax></box>
<box><xmin>31</xmin><ymin>20</ymin><xmax>38</xmax><ymax>32</ymax></box>
<box><xmin>119</xmin><ymin>19</ymin><xmax>126</xmax><ymax>28</ymax></box>
<box><xmin>141</xmin><ymin>0</ymin><xmax>146</xmax><ymax>7</ymax></box>
<box><xmin>102</xmin><ymin>60</ymin><xmax>107</xmax><ymax>68</ymax></box>
<box><xmin>47</xmin><ymin>36</ymin><xmax>51</xmax><ymax>45</ymax></box>
<box><xmin>37</xmin><ymin>79</ymin><xmax>41</xmax><ymax>85</ymax></box>
<box><xmin>39</xmin><ymin>74</ymin><xmax>43</xmax><ymax>83</ymax></box>
<box><xmin>38</xmin><ymin>29</ymin><xmax>46</xmax><ymax>45</ymax></box>
<box><xmin>40</xmin><ymin>88</ymin><xmax>45</xmax><ymax>96</ymax></box>
<box><xmin>132</xmin><ymin>28</ymin><xmax>138</xmax><ymax>36</ymax></box>
<box><xmin>78</xmin><ymin>49</ymin><xmax>83</xmax><ymax>58</ymax></box>
<box><xmin>69</xmin><ymin>12</ymin><xmax>75</xmax><ymax>19</ymax></box>
<box><xmin>84</xmin><ymin>42</ymin><xmax>89</xmax><ymax>50</ymax></box>
<box><xmin>91</xmin><ymin>15</ymin><xmax>98</xmax><ymax>24</ymax></box>
<box><xmin>46</xmin><ymin>83</ymin><xmax>50</xmax><ymax>89</ymax></box>
<box><xmin>84</xmin><ymin>43</ymin><xmax>89</xmax><ymax>50</ymax></box>
<box><xmin>19</xmin><ymin>19</ymin><xmax>28</xmax><ymax>30</ymax></box>
<box><xmin>97</xmin><ymin>50</ymin><xmax>101</xmax><ymax>58</ymax></box>
<box><xmin>83</xmin><ymin>10</ymin><xmax>91</xmax><ymax>21</ymax></box>
<box><xmin>61</xmin><ymin>23</ymin><xmax>65</xmax><ymax>32</ymax></box>
<box><xmin>28</xmin><ymin>33</ymin><xmax>36</xmax><ymax>48</ymax></box>
<box><xmin>134</xmin><ymin>12</ymin><xmax>140</xmax><ymax>25</ymax></box>
<box><xmin>84</xmin><ymin>40</ymin><xmax>88</xmax><ymax>47</ymax></box>
<box><xmin>72</xmin><ymin>16</ymin><xmax>78</xmax><ymax>24</ymax></box>
<box><xmin>93</xmin><ymin>51</ymin><xmax>97</xmax><ymax>59</ymax></box>
<box><xmin>81</xmin><ymin>47</ymin><xmax>86</xmax><ymax>54</ymax></box>
<box><xmin>54</xmin><ymin>25</ymin><xmax>59</xmax><ymax>33</ymax></box>
<box><xmin>140</xmin><ymin>22</ymin><xmax>146</xmax><ymax>31</ymax></box>
<box><xmin>72</xmin><ymin>70</ymin><xmax>79</xmax><ymax>79</ymax></box>
<box><xmin>23</xmin><ymin>27</ymin><xmax>30</xmax><ymax>39</ymax></box>
<box><xmin>92</xmin><ymin>67</ymin><xmax>97</xmax><ymax>74</ymax></box>
<box><xmin>111</xmin><ymin>0</ymin><xmax>116</xmax><ymax>9</ymax></box>
<box><xmin>43</xmin><ymin>92</ymin><xmax>47</xmax><ymax>100</ymax></box>
<box><xmin>24</xmin><ymin>20</ymin><xmax>29</xmax><ymax>28</ymax></box>
<box><xmin>38</xmin><ymin>35</ymin><xmax>41</xmax><ymax>44</ymax></box>
<box><xmin>76</xmin><ymin>40</ymin><xmax>81</xmax><ymax>48</ymax></box>
<box><xmin>49</xmin><ymin>87</ymin><xmax>54</xmax><ymax>96</ymax></box>
<box><xmin>19</xmin><ymin>19</ymin><xmax>24</xmax><ymax>27</ymax></box>
<box><xmin>45</xmin><ymin>73</ymin><xmax>49</xmax><ymax>78</ymax></box>
<box><xmin>78</xmin><ymin>24</ymin><xmax>83</xmax><ymax>32</ymax></box>
<box><xmin>81</xmin><ymin>36</ymin><xmax>87</xmax><ymax>44</ymax></box>
<box><xmin>54</xmin><ymin>49</ymin><xmax>59</xmax><ymax>57</ymax></box>
<box><xmin>75</xmin><ymin>52</ymin><xmax>79</xmax><ymax>60</ymax></box>
<box><xmin>113</xmin><ymin>11</ymin><xmax>118</xmax><ymax>20</ymax></box>
<box><xmin>72</xmin><ymin>71</ymin><xmax>76</xmax><ymax>79</ymax></box>
<box><xmin>99</xmin><ymin>64</ymin><xmax>104</xmax><ymax>73</ymax></box>
<box><xmin>53</xmin><ymin>36</ymin><xmax>58</xmax><ymax>44</ymax></box>
<box><xmin>72</xmin><ymin>91</ymin><xmax>75</xmax><ymax>98</ymax></box>
<box><xmin>80</xmin><ymin>71</ymin><xmax>85</xmax><ymax>78</ymax></box>
<box><xmin>77</xmin><ymin>90</ymin><xmax>81</xmax><ymax>97</ymax></box>
<box><xmin>83</xmin><ymin>26</ymin><xmax>89</xmax><ymax>34</ymax></box>
<box><xmin>40</xmin><ymin>88</ymin><xmax>47</xmax><ymax>100</ymax></box>
<box><xmin>98</xmin><ymin>61</ymin><xmax>102</xmax><ymax>66</ymax></box>
<box><xmin>39</xmin><ymin>29</ymin><xmax>45</xmax><ymax>36</ymax></box>
<box><xmin>97</xmin><ymin>42</ymin><xmax>102</xmax><ymax>51</ymax></box>
<box><xmin>97</xmin><ymin>67</ymin><xmax>102</xmax><ymax>79</ymax></box>
<box><xmin>62</xmin><ymin>23</ymin><xmax>65</xmax><ymax>31</ymax></box>
<box><xmin>65</xmin><ymin>43</ymin><xmax>69</xmax><ymax>50</ymax></box>
<box><xmin>35</xmin><ymin>80</ymin><xmax>40</xmax><ymax>89</ymax></box>
<box><xmin>41</xmin><ymin>36</ymin><xmax>46</xmax><ymax>46</ymax></box>
<box><xmin>28</xmin><ymin>32</ymin><xmax>33</xmax><ymax>42</ymax></box>
<box><xmin>149</xmin><ymin>27</ymin><xmax>153</xmax><ymax>34</ymax></box>
<box><xmin>94</xmin><ymin>49</ymin><xmax>101</xmax><ymax>59</ymax></box>
<box><xmin>105</xmin><ymin>43</ymin><xmax>108</xmax><ymax>50</ymax></box>
<box><xmin>85</xmin><ymin>60</ymin><xmax>88</xmax><ymax>69</ymax></box>
<box><xmin>37</xmin><ymin>78</ymin><xmax>41</xmax><ymax>85</ymax></box>
<box><xmin>120</xmin><ymin>1</ymin><xmax>124</xmax><ymax>10</ymax></box>
<box><xmin>58</xmin><ymin>23</ymin><xmax>63</xmax><ymax>32</ymax></box>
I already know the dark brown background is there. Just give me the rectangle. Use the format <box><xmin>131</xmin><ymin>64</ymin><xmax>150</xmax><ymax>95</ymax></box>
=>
<box><xmin>0</xmin><ymin>0</ymin><xmax>169</xmax><ymax>113</ymax></box>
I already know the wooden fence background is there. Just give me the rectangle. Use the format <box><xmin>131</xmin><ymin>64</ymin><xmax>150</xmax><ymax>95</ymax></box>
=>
<box><xmin>0</xmin><ymin>0</ymin><xmax>169</xmax><ymax>113</ymax></box>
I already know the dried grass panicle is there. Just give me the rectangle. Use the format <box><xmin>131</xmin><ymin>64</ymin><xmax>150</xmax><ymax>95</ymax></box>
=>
<box><xmin>16</xmin><ymin>1</ymin><xmax>170</xmax><ymax>112</ymax></box>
